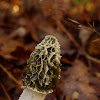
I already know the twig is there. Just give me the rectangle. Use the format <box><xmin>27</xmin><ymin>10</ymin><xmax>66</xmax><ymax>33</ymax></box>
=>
<box><xmin>61</xmin><ymin>58</ymin><xmax>72</xmax><ymax>64</ymax></box>
<box><xmin>57</xmin><ymin>21</ymin><xmax>80</xmax><ymax>48</ymax></box>
<box><xmin>67</xmin><ymin>18</ymin><xmax>100</xmax><ymax>63</ymax></box>
<box><xmin>92</xmin><ymin>38</ymin><xmax>100</xmax><ymax>42</ymax></box>
<box><xmin>68</xmin><ymin>18</ymin><xmax>100</xmax><ymax>36</ymax></box>
<box><xmin>0</xmin><ymin>64</ymin><xmax>22</xmax><ymax>86</ymax></box>
<box><xmin>0</xmin><ymin>81</ymin><xmax>11</xmax><ymax>100</ymax></box>
<box><xmin>68</xmin><ymin>18</ymin><xmax>100</xmax><ymax>42</ymax></box>
<box><xmin>84</xmin><ymin>52</ymin><xmax>100</xmax><ymax>64</ymax></box>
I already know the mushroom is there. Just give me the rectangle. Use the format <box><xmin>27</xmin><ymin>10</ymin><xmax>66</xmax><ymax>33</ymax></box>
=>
<box><xmin>18</xmin><ymin>35</ymin><xmax>61</xmax><ymax>100</ymax></box>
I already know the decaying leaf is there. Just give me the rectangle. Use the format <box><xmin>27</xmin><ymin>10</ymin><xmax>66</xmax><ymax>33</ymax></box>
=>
<box><xmin>0</xmin><ymin>34</ymin><xmax>24</xmax><ymax>59</ymax></box>
<box><xmin>11</xmin><ymin>46</ymin><xmax>31</xmax><ymax>61</ymax></box>
<box><xmin>0</xmin><ymin>0</ymin><xmax>100</xmax><ymax>100</ymax></box>
<box><xmin>61</xmin><ymin>60</ymin><xmax>99</xmax><ymax>100</ymax></box>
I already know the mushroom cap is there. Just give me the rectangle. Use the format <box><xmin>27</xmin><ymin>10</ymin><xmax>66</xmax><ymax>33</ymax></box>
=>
<box><xmin>22</xmin><ymin>35</ymin><xmax>61</xmax><ymax>94</ymax></box>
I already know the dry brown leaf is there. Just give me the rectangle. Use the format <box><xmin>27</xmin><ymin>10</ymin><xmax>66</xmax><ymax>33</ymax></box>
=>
<box><xmin>0</xmin><ymin>34</ymin><xmax>33</xmax><ymax>60</ymax></box>
<box><xmin>0</xmin><ymin>97</ymin><xmax>8</xmax><ymax>100</ymax></box>
<box><xmin>61</xmin><ymin>60</ymin><xmax>99</xmax><ymax>100</ymax></box>
<box><xmin>0</xmin><ymin>34</ymin><xmax>24</xmax><ymax>59</ymax></box>
<box><xmin>11</xmin><ymin>46</ymin><xmax>31</xmax><ymax>61</ymax></box>
<box><xmin>45</xmin><ymin>94</ymin><xmax>57</xmax><ymax>100</ymax></box>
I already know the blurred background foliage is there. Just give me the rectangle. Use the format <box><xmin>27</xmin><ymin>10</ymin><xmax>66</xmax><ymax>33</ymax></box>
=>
<box><xmin>0</xmin><ymin>0</ymin><xmax>100</xmax><ymax>100</ymax></box>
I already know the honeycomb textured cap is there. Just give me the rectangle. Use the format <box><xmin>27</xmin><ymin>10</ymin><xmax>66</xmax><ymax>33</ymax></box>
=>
<box><xmin>22</xmin><ymin>35</ymin><xmax>61</xmax><ymax>94</ymax></box>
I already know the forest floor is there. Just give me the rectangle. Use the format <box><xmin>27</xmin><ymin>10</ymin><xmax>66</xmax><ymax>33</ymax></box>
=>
<box><xmin>0</xmin><ymin>0</ymin><xmax>100</xmax><ymax>100</ymax></box>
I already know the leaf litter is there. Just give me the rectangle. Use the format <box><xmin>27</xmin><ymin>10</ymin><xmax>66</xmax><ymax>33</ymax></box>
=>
<box><xmin>0</xmin><ymin>0</ymin><xmax>100</xmax><ymax>100</ymax></box>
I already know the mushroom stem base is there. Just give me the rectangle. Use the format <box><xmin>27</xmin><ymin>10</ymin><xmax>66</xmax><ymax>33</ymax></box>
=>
<box><xmin>18</xmin><ymin>88</ymin><xmax>46</xmax><ymax>100</ymax></box>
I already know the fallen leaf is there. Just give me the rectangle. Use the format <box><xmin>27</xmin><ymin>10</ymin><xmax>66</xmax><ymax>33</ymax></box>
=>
<box><xmin>11</xmin><ymin>46</ymin><xmax>31</xmax><ymax>61</ymax></box>
<box><xmin>45</xmin><ymin>93</ymin><xmax>57</xmax><ymax>100</ymax></box>
<box><xmin>0</xmin><ymin>34</ymin><xmax>24</xmax><ymax>59</ymax></box>
<box><xmin>0</xmin><ymin>97</ymin><xmax>8</xmax><ymax>100</ymax></box>
<box><xmin>61</xmin><ymin>60</ymin><xmax>99</xmax><ymax>100</ymax></box>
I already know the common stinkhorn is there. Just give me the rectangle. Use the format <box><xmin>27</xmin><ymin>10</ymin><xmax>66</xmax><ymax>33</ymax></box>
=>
<box><xmin>19</xmin><ymin>35</ymin><xmax>61</xmax><ymax>100</ymax></box>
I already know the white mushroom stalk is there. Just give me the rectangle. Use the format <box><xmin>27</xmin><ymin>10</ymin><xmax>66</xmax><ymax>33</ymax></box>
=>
<box><xmin>19</xmin><ymin>88</ymin><xmax>46</xmax><ymax>100</ymax></box>
<box><xmin>18</xmin><ymin>35</ymin><xmax>61</xmax><ymax>100</ymax></box>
